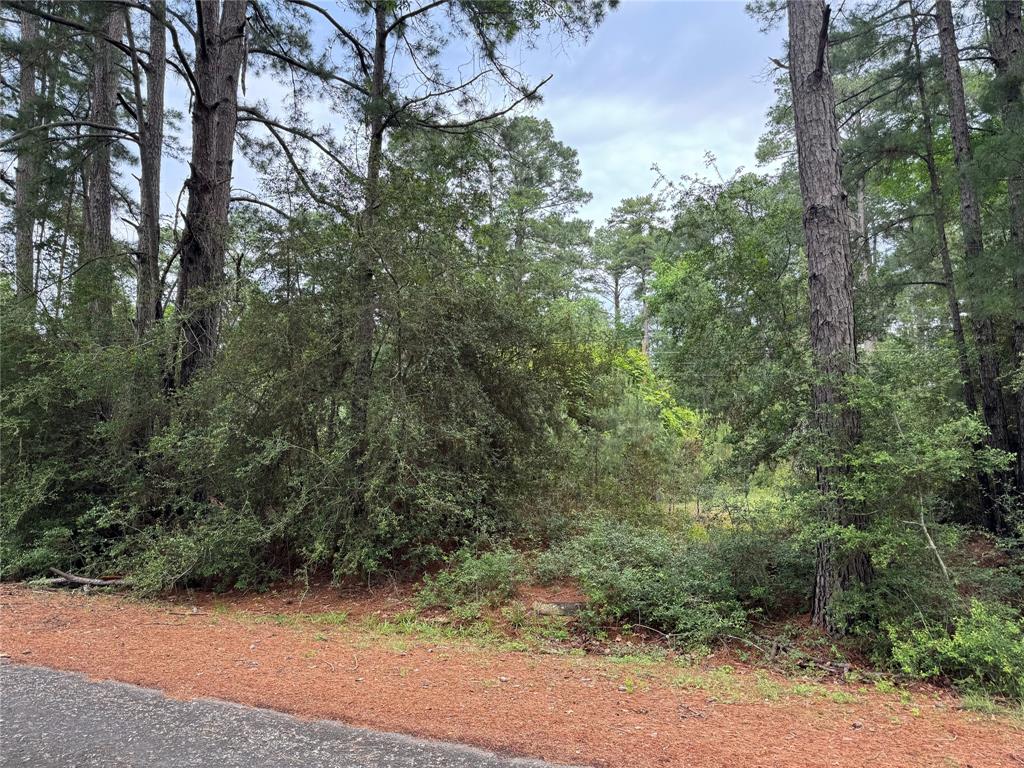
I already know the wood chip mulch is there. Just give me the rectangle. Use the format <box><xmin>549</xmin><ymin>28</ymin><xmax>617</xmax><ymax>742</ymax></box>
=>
<box><xmin>2</xmin><ymin>585</ymin><xmax>1021</xmax><ymax>768</ymax></box>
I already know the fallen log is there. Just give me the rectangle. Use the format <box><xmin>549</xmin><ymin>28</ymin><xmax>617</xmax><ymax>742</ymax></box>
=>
<box><xmin>48</xmin><ymin>568</ymin><xmax>126</xmax><ymax>587</ymax></box>
<box><xmin>27</xmin><ymin>577</ymin><xmax>70</xmax><ymax>587</ymax></box>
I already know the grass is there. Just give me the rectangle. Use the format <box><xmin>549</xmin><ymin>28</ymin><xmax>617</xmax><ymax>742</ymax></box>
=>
<box><xmin>355</xmin><ymin>607</ymin><xmax>579</xmax><ymax>654</ymax></box>
<box><xmin>668</xmin><ymin>666</ymin><xmax>867</xmax><ymax>706</ymax></box>
<box><xmin>672</xmin><ymin>665</ymin><xmax>745</xmax><ymax>703</ymax></box>
<box><xmin>960</xmin><ymin>691</ymin><xmax>1024</xmax><ymax>721</ymax></box>
<box><xmin>201</xmin><ymin>599</ymin><xmax>869</xmax><ymax>708</ymax></box>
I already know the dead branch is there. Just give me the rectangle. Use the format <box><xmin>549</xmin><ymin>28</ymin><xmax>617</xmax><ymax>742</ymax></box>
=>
<box><xmin>48</xmin><ymin>568</ymin><xmax>126</xmax><ymax>587</ymax></box>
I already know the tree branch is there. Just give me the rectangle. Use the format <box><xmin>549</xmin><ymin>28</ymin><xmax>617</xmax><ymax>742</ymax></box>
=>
<box><xmin>247</xmin><ymin>46</ymin><xmax>368</xmax><ymax>95</ymax></box>
<box><xmin>413</xmin><ymin>74</ymin><xmax>553</xmax><ymax>133</ymax></box>
<box><xmin>384</xmin><ymin>0</ymin><xmax>451</xmax><ymax>37</ymax></box>
<box><xmin>237</xmin><ymin>106</ymin><xmax>361</xmax><ymax>181</ymax></box>
<box><xmin>231</xmin><ymin>194</ymin><xmax>292</xmax><ymax>219</ymax></box>
<box><xmin>284</xmin><ymin>0</ymin><xmax>371</xmax><ymax>75</ymax></box>
<box><xmin>1</xmin><ymin>121</ymin><xmax>140</xmax><ymax>150</ymax></box>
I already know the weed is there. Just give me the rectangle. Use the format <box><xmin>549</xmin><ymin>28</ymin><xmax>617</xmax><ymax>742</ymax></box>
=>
<box><xmin>828</xmin><ymin>690</ymin><xmax>858</xmax><ymax>704</ymax></box>
<box><xmin>873</xmin><ymin>679</ymin><xmax>897</xmax><ymax>695</ymax></box>
<box><xmin>755</xmin><ymin>672</ymin><xmax>783</xmax><ymax>701</ymax></box>
<box><xmin>307</xmin><ymin>611</ymin><xmax>349</xmax><ymax>626</ymax></box>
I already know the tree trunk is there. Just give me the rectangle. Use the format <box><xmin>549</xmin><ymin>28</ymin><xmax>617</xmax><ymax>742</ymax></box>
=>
<box><xmin>132</xmin><ymin>0</ymin><xmax>166</xmax><ymax>338</ymax></box>
<box><xmin>787</xmin><ymin>0</ymin><xmax>870</xmax><ymax>635</ymax></box>
<box><xmin>935</xmin><ymin>0</ymin><xmax>1014</xmax><ymax>530</ymax></box>
<box><xmin>175</xmin><ymin>0</ymin><xmax>247</xmax><ymax>387</ymax></box>
<box><xmin>987</xmin><ymin>0</ymin><xmax>1024</xmax><ymax>494</ymax></box>
<box><xmin>612</xmin><ymin>272</ymin><xmax>622</xmax><ymax>330</ymax></box>
<box><xmin>639</xmin><ymin>272</ymin><xmax>651</xmax><ymax>358</ymax></box>
<box><xmin>909</xmin><ymin>4</ymin><xmax>978</xmax><ymax>415</ymax></box>
<box><xmin>77</xmin><ymin>4</ymin><xmax>125</xmax><ymax>342</ymax></box>
<box><xmin>14</xmin><ymin>8</ymin><xmax>38</xmax><ymax>305</ymax></box>
<box><xmin>348</xmin><ymin>0</ymin><xmax>388</xmax><ymax>518</ymax></box>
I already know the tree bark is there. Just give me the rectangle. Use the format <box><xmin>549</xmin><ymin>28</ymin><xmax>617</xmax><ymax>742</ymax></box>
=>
<box><xmin>787</xmin><ymin>0</ymin><xmax>870</xmax><ymax>635</ymax></box>
<box><xmin>935</xmin><ymin>0</ymin><xmax>1014</xmax><ymax>530</ymax></box>
<box><xmin>909</xmin><ymin>3</ymin><xmax>978</xmax><ymax>415</ymax></box>
<box><xmin>612</xmin><ymin>271</ymin><xmax>622</xmax><ymax>330</ymax></box>
<box><xmin>987</xmin><ymin>0</ymin><xmax>1024</xmax><ymax>494</ymax></box>
<box><xmin>348</xmin><ymin>0</ymin><xmax>387</xmax><ymax>517</ymax></box>
<box><xmin>78</xmin><ymin>4</ymin><xmax>125</xmax><ymax>342</ymax></box>
<box><xmin>14</xmin><ymin>8</ymin><xmax>38</xmax><ymax>305</ymax></box>
<box><xmin>175</xmin><ymin>0</ymin><xmax>247</xmax><ymax>387</ymax></box>
<box><xmin>131</xmin><ymin>0</ymin><xmax>166</xmax><ymax>338</ymax></box>
<box><xmin>639</xmin><ymin>271</ymin><xmax>651</xmax><ymax>358</ymax></box>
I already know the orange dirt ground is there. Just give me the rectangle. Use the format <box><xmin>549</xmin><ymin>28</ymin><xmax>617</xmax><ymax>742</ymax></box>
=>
<box><xmin>1</xmin><ymin>584</ymin><xmax>1021</xmax><ymax>768</ymax></box>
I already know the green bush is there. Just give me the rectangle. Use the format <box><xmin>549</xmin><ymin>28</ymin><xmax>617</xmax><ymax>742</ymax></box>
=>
<box><xmin>888</xmin><ymin>600</ymin><xmax>1024</xmax><ymax>701</ymax></box>
<box><xmin>704</xmin><ymin>503</ymin><xmax>813</xmax><ymax>617</ymax></box>
<box><xmin>542</xmin><ymin>520</ymin><xmax>748</xmax><ymax>645</ymax></box>
<box><xmin>417</xmin><ymin>547</ymin><xmax>527</xmax><ymax>609</ymax></box>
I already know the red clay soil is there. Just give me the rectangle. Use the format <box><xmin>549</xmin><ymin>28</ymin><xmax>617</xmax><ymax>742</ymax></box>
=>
<box><xmin>2</xmin><ymin>585</ymin><xmax>1021</xmax><ymax>768</ymax></box>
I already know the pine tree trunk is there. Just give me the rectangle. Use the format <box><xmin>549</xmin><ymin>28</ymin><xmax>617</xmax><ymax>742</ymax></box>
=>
<box><xmin>175</xmin><ymin>0</ymin><xmax>247</xmax><ymax>387</ymax></box>
<box><xmin>987</xmin><ymin>0</ymin><xmax>1024</xmax><ymax>494</ymax></box>
<box><xmin>78</xmin><ymin>4</ymin><xmax>125</xmax><ymax>342</ymax></box>
<box><xmin>910</xmin><ymin>5</ymin><xmax>978</xmax><ymax>415</ymax></box>
<box><xmin>134</xmin><ymin>0</ymin><xmax>166</xmax><ymax>338</ymax></box>
<box><xmin>14</xmin><ymin>9</ymin><xmax>38</xmax><ymax>305</ymax></box>
<box><xmin>639</xmin><ymin>273</ymin><xmax>651</xmax><ymax>358</ymax></box>
<box><xmin>349</xmin><ymin>0</ymin><xmax>388</xmax><ymax>519</ymax></box>
<box><xmin>612</xmin><ymin>274</ymin><xmax>621</xmax><ymax>329</ymax></box>
<box><xmin>935</xmin><ymin>0</ymin><xmax>1014</xmax><ymax>529</ymax></box>
<box><xmin>787</xmin><ymin>0</ymin><xmax>870</xmax><ymax>635</ymax></box>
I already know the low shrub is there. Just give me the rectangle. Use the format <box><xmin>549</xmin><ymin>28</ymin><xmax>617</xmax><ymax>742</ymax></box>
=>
<box><xmin>417</xmin><ymin>546</ymin><xmax>527</xmax><ymax>609</ymax></box>
<box><xmin>540</xmin><ymin>520</ymin><xmax>748</xmax><ymax>645</ymax></box>
<box><xmin>704</xmin><ymin>503</ymin><xmax>813</xmax><ymax>617</ymax></box>
<box><xmin>888</xmin><ymin>600</ymin><xmax>1024</xmax><ymax>701</ymax></box>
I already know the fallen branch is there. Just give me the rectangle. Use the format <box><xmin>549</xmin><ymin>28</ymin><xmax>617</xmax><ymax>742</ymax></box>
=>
<box><xmin>632</xmin><ymin>623</ymin><xmax>672</xmax><ymax>639</ymax></box>
<box><xmin>48</xmin><ymin>568</ymin><xmax>126</xmax><ymax>587</ymax></box>
<box><xmin>28</xmin><ymin>577</ymin><xmax>70</xmax><ymax>587</ymax></box>
<box><xmin>796</xmin><ymin>658</ymin><xmax>851</xmax><ymax>676</ymax></box>
<box><xmin>723</xmin><ymin>634</ymin><xmax>772</xmax><ymax>657</ymax></box>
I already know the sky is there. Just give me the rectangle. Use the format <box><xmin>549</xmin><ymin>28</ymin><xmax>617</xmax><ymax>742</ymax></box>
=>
<box><xmin>520</xmin><ymin>0</ymin><xmax>786</xmax><ymax>223</ymax></box>
<box><xmin>158</xmin><ymin>1</ymin><xmax>787</xmax><ymax>227</ymax></box>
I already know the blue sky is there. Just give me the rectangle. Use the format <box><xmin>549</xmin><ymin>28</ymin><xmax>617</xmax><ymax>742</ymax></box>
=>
<box><xmin>520</xmin><ymin>0</ymin><xmax>786</xmax><ymax>222</ymax></box>
<box><xmin>159</xmin><ymin>1</ymin><xmax>785</xmax><ymax>227</ymax></box>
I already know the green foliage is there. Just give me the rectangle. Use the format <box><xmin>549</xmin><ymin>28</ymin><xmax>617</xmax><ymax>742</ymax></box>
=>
<box><xmin>651</xmin><ymin>171</ymin><xmax>808</xmax><ymax>478</ymax></box>
<box><xmin>416</xmin><ymin>547</ymin><xmax>527</xmax><ymax>610</ymax></box>
<box><xmin>888</xmin><ymin>600</ymin><xmax>1024</xmax><ymax>702</ymax></box>
<box><xmin>4</xmin><ymin>0</ymin><xmax>1023</xmax><ymax>712</ymax></box>
<box><xmin>845</xmin><ymin>340</ymin><xmax>1010</xmax><ymax>522</ymax></box>
<box><xmin>538</xmin><ymin>520</ymin><xmax>751</xmax><ymax>645</ymax></box>
<box><xmin>612</xmin><ymin>349</ymin><xmax>699</xmax><ymax>439</ymax></box>
<box><xmin>1</xmin><ymin>119</ymin><xmax>617</xmax><ymax>589</ymax></box>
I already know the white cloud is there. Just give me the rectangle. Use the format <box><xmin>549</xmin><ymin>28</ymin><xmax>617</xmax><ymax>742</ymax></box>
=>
<box><xmin>536</xmin><ymin>89</ymin><xmax>772</xmax><ymax>224</ymax></box>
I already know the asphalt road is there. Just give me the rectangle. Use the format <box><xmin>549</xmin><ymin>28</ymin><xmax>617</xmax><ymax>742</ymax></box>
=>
<box><xmin>0</xmin><ymin>664</ymin><xmax>578</xmax><ymax>768</ymax></box>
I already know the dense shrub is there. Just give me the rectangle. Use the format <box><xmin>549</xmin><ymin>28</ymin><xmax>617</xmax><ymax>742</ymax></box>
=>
<box><xmin>888</xmin><ymin>600</ymin><xmax>1024</xmax><ymax>701</ymax></box>
<box><xmin>417</xmin><ymin>547</ymin><xmax>528</xmax><ymax>609</ymax></box>
<box><xmin>704</xmin><ymin>502</ymin><xmax>814</xmax><ymax>617</ymax></box>
<box><xmin>538</xmin><ymin>520</ymin><xmax>748</xmax><ymax>645</ymax></box>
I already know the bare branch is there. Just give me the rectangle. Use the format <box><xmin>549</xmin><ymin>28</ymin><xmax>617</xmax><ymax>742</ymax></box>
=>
<box><xmin>1</xmin><ymin>121</ymin><xmax>140</xmax><ymax>150</ymax></box>
<box><xmin>384</xmin><ymin>0</ymin><xmax>451</xmax><ymax>37</ymax></box>
<box><xmin>231</xmin><ymin>194</ymin><xmax>292</xmax><ymax>219</ymax></box>
<box><xmin>284</xmin><ymin>0</ymin><xmax>371</xmax><ymax>75</ymax></box>
<box><xmin>237</xmin><ymin>106</ymin><xmax>361</xmax><ymax>181</ymax></box>
<box><xmin>248</xmin><ymin>46</ymin><xmax>368</xmax><ymax>95</ymax></box>
<box><xmin>413</xmin><ymin>74</ymin><xmax>553</xmax><ymax>133</ymax></box>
